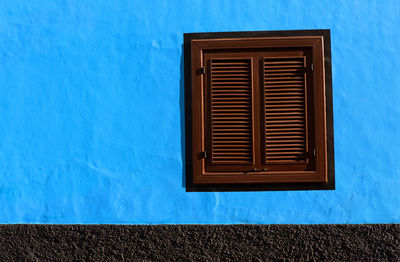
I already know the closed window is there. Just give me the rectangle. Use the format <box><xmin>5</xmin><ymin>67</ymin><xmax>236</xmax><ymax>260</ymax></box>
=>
<box><xmin>184</xmin><ymin>30</ymin><xmax>334</xmax><ymax>191</ymax></box>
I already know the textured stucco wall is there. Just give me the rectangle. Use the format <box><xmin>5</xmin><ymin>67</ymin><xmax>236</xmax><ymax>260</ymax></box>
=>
<box><xmin>0</xmin><ymin>0</ymin><xmax>399</xmax><ymax>224</ymax></box>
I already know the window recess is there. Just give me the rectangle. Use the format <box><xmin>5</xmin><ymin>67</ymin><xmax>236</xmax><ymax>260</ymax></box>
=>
<box><xmin>184</xmin><ymin>30</ymin><xmax>334</xmax><ymax>191</ymax></box>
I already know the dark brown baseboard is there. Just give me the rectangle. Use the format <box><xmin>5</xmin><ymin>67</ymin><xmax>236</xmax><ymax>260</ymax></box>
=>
<box><xmin>0</xmin><ymin>224</ymin><xmax>399</xmax><ymax>261</ymax></box>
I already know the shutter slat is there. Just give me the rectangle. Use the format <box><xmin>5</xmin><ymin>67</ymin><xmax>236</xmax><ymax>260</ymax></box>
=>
<box><xmin>267</xmin><ymin>147</ymin><xmax>304</xmax><ymax>151</ymax></box>
<box><xmin>213</xmin><ymin>125</ymin><xmax>251</xmax><ymax>129</ymax></box>
<box><xmin>211</xmin><ymin>70</ymin><xmax>250</xmax><ymax>73</ymax></box>
<box><xmin>266</xmin><ymin>112</ymin><xmax>304</xmax><ymax>116</ymax></box>
<box><xmin>267</xmin><ymin>143</ymin><xmax>305</xmax><ymax>147</ymax></box>
<box><xmin>266</xmin><ymin>131</ymin><xmax>304</xmax><ymax>135</ymax></box>
<box><xmin>211</xmin><ymin>74</ymin><xmax>250</xmax><ymax>77</ymax></box>
<box><xmin>265</xmin><ymin>68</ymin><xmax>304</xmax><ymax>72</ymax></box>
<box><xmin>265</xmin><ymin>100</ymin><xmax>304</xmax><ymax>104</ymax></box>
<box><xmin>213</xmin><ymin>97</ymin><xmax>251</xmax><ymax>101</ymax></box>
<box><xmin>265</xmin><ymin>124</ymin><xmax>305</xmax><ymax>128</ymax></box>
<box><xmin>266</xmin><ymin>135</ymin><xmax>305</xmax><ymax>139</ymax></box>
<box><xmin>265</xmin><ymin>139</ymin><xmax>305</xmax><ymax>143</ymax></box>
<box><xmin>264</xmin><ymin>61</ymin><xmax>304</xmax><ymax>65</ymax></box>
<box><xmin>265</xmin><ymin>88</ymin><xmax>304</xmax><ymax>92</ymax></box>
<box><xmin>266</xmin><ymin>128</ymin><xmax>304</xmax><ymax>132</ymax></box>
<box><xmin>213</xmin><ymin>108</ymin><xmax>251</xmax><ymax>112</ymax></box>
<box><xmin>212</xmin><ymin>144</ymin><xmax>252</xmax><ymax>148</ymax></box>
<box><xmin>266</xmin><ymin>156</ymin><xmax>303</xmax><ymax>160</ymax></box>
<box><xmin>265</xmin><ymin>96</ymin><xmax>304</xmax><ymax>100</ymax></box>
<box><xmin>213</xmin><ymin>132</ymin><xmax>252</xmax><ymax>136</ymax></box>
<box><xmin>210</xmin><ymin>59</ymin><xmax>253</xmax><ymax>164</ymax></box>
<box><xmin>264</xmin><ymin>81</ymin><xmax>304</xmax><ymax>84</ymax></box>
<box><xmin>212</xmin><ymin>78</ymin><xmax>250</xmax><ymax>81</ymax></box>
<box><xmin>213</xmin><ymin>113</ymin><xmax>251</xmax><ymax>117</ymax></box>
<box><xmin>264</xmin><ymin>57</ymin><xmax>307</xmax><ymax>164</ymax></box>
<box><xmin>265</xmin><ymin>77</ymin><xmax>303</xmax><ymax>81</ymax></box>
<box><xmin>265</xmin><ymin>72</ymin><xmax>304</xmax><ymax>76</ymax></box>
<box><xmin>264</xmin><ymin>84</ymin><xmax>305</xmax><ymax>88</ymax></box>
<box><xmin>266</xmin><ymin>92</ymin><xmax>304</xmax><ymax>96</ymax></box>
<box><xmin>212</xmin><ymin>81</ymin><xmax>251</xmax><ymax>85</ymax></box>
<box><xmin>265</xmin><ymin>105</ymin><xmax>304</xmax><ymax>109</ymax></box>
<box><xmin>265</xmin><ymin>65</ymin><xmax>304</xmax><ymax>69</ymax></box>
<box><xmin>214</xmin><ymin>152</ymin><xmax>252</xmax><ymax>156</ymax></box>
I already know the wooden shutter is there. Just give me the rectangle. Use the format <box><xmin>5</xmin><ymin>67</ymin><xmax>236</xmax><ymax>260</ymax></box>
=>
<box><xmin>205</xmin><ymin>58</ymin><xmax>254</xmax><ymax>171</ymax></box>
<box><xmin>187</xmin><ymin>32</ymin><xmax>333</xmax><ymax>188</ymax></box>
<box><xmin>263</xmin><ymin>56</ymin><xmax>310</xmax><ymax>165</ymax></box>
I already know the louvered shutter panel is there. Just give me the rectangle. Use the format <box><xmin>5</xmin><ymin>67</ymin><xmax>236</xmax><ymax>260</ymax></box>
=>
<box><xmin>263</xmin><ymin>57</ymin><xmax>309</xmax><ymax>164</ymax></box>
<box><xmin>205</xmin><ymin>58</ymin><xmax>254</xmax><ymax>171</ymax></box>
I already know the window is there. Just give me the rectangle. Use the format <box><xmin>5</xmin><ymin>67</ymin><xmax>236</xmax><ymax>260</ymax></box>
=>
<box><xmin>184</xmin><ymin>30</ymin><xmax>334</xmax><ymax>191</ymax></box>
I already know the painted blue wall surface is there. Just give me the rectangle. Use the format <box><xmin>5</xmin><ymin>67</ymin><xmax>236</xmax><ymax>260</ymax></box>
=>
<box><xmin>0</xmin><ymin>0</ymin><xmax>399</xmax><ymax>224</ymax></box>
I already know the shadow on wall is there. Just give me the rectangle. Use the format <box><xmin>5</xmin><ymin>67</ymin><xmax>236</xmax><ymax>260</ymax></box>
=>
<box><xmin>179</xmin><ymin>45</ymin><xmax>185</xmax><ymax>188</ymax></box>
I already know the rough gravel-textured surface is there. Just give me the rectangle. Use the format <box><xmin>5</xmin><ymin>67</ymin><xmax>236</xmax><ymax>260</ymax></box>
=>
<box><xmin>0</xmin><ymin>224</ymin><xmax>399</xmax><ymax>261</ymax></box>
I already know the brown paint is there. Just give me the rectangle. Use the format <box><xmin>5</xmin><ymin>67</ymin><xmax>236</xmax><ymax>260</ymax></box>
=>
<box><xmin>184</xmin><ymin>30</ymin><xmax>334</xmax><ymax>191</ymax></box>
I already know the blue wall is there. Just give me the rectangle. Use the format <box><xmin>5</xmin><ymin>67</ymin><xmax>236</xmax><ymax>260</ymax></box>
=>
<box><xmin>0</xmin><ymin>0</ymin><xmax>399</xmax><ymax>224</ymax></box>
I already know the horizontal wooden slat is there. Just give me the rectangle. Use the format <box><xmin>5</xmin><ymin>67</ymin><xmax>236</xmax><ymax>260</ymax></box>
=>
<box><xmin>264</xmin><ymin>72</ymin><xmax>304</xmax><ymax>76</ymax></box>
<box><xmin>211</xmin><ymin>74</ymin><xmax>250</xmax><ymax>77</ymax></box>
<box><xmin>266</xmin><ymin>96</ymin><xmax>305</xmax><ymax>101</ymax></box>
<box><xmin>265</xmin><ymin>107</ymin><xmax>304</xmax><ymax>111</ymax></box>
<box><xmin>265</xmin><ymin>156</ymin><xmax>303</xmax><ymax>160</ymax></box>
<box><xmin>267</xmin><ymin>147</ymin><xmax>305</xmax><ymax>151</ymax></box>
<box><xmin>265</xmin><ymin>124</ymin><xmax>305</xmax><ymax>129</ymax></box>
<box><xmin>266</xmin><ymin>127</ymin><xmax>304</xmax><ymax>132</ymax></box>
<box><xmin>267</xmin><ymin>143</ymin><xmax>305</xmax><ymax>148</ymax></box>
<box><xmin>265</xmin><ymin>76</ymin><xmax>303</xmax><ymax>80</ymax></box>
<box><xmin>211</xmin><ymin>70</ymin><xmax>250</xmax><ymax>73</ymax></box>
<box><xmin>265</xmin><ymin>119</ymin><xmax>305</xmax><ymax>123</ymax></box>
<box><xmin>212</xmin><ymin>78</ymin><xmax>250</xmax><ymax>81</ymax></box>
<box><xmin>266</xmin><ymin>111</ymin><xmax>304</xmax><ymax>116</ymax></box>
<box><xmin>264</xmin><ymin>80</ymin><xmax>304</xmax><ymax>84</ymax></box>
<box><xmin>265</xmin><ymin>68</ymin><xmax>304</xmax><ymax>72</ymax></box>
<box><xmin>265</xmin><ymin>92</ymin><xmax>304</xmax><ymax>96</ymax></box>
<box><xmin>265</xmin><ymin>88</ymin><xmax>304</xmax><ymax>92</ymax></box>
<box><xmin>211</xmin><ymin>81</ymin><xmax>251</xmax><ymax>85</ymax></box>
<box><xmin>213</xmin><ymin>97</ymin><xmax>251</xmax><ymax>101</ymax></box>
<box><xmin>265</xmin><ymin>116</ymin><xmax>304</xmax><ymax>121</ymax></box>
<box><xmin>213</xmin><ymin>153</ymin><xmax>252</xmax><ymax>157</ymax></box>
<box><xmin>213</xmin><ymin>113</ymin><xmax>251</xmax><ymax>117</ymax></box>
<box><xmin>265</xmin><ymin>65</ymin><xmax>304</xmax><ymax>69</ymax></box>
<box><xmin>212</xmin><ymin>94</ymin><xmax>251</xmax><ymax>98</ymax></box>
<box><xmin>266</xmin><ymin>135</ymin><xmax>305</xmax><ymax>139</ymax></box>
<box><xmin>212</xmin><ymin>108</ymin><xmax>250</xmax><ymax>113</ymax></box>
<box><xmin>264</xmin><ymin>60</ymin><xmax>304</xmax><ymax>65</ymax></box>
<box><xmin>266</xmin><ymin>131</ymin><xmax>304</xmax><ymax>135</ymax></box>
<box><xmin>212</xmin><ymin>144</ymin><xmax>252</xmax><ymax>148</ymax></box>
<box><xmin>213</xmin><ymin>125</ymin><xmax>251</xmax><ymax>128</ymax></box>
<box><xmin>213</xmin><ymin>103</ymin><xmax>250</xmax><ymax>107</ymax></box>
<box><xmin>265</xmin><ymin>100</ymin><xmax>304</xmax><ymax>104</ymax></box>
<box><xmin>264</xmin><ymin>84</ymin><xmax>305</xmax><ymax>88</ymax></box>
<box><xmin>213</xmin><ymin>132</ymin><xmax>252</xmax><ymax>135</ymax></box>
<box><xmin>212</xmin><ymin>62</ymin><xmax>249</xmax><ymax>65</ymax></box>
<box><xmin>265</xmin><ymin>139</ymin><xmax>305</xmax><ymax>144</ymax></box>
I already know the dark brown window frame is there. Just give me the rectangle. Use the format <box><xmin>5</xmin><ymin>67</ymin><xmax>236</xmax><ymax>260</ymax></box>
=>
<box><xmin>184</xmin><ymin>30</ymin><xmax>334</xmax><ymax>191</ymax></box>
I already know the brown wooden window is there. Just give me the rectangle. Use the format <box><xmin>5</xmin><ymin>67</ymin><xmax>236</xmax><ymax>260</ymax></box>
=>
<box><xmin>184</xmin><ymin>30</ymin><xmax>334</xmax><ymax>191</ymax></box>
